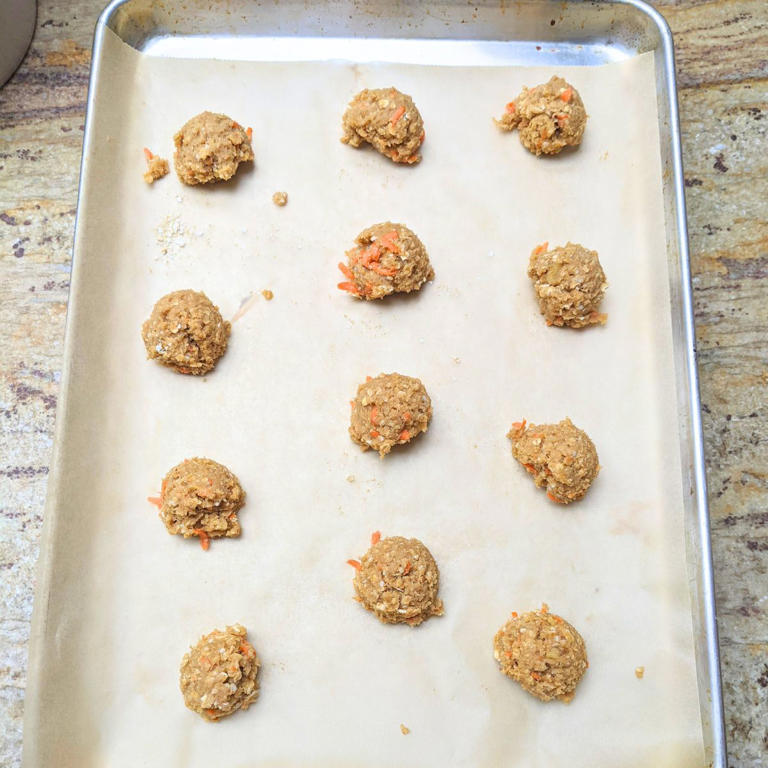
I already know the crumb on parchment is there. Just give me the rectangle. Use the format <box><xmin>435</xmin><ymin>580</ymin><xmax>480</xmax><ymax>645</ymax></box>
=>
<box><xmin>143</xmin><ymin>148</ymin><xmax>169</xmax><ymax>184</ymax></box>
<box><xmin>635</xmin><ymin>666</ymin><xmax>645</xmax><ymax>679</ymax></box>
<box><xmin>272</xmin><ymin>191</ymin><xmax>288</xmax><ymax>206</ymax></box>
<box><xmin>400</xmin><ymin>724</ymin><xmax>410</xmax><ymax>735</ymax></box>
<box><xmin>261</xmin><ymin>289</ymin><xmax>274</xmax><ymax>301</ymax></box>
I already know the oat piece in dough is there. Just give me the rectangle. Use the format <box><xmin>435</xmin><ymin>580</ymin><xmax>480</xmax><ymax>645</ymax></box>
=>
<box><xmin>495</xmin><ymin>76</ymin><xmax>587</xmax><ymax>156</ymax></box>
<box><xmin>180</xmin><ymin>624</ymin><xmax>260</xmax><ymax>721</ymax></box>
<box><xmin>173</xmin><ymin>111</ymin><xmax>253</xmax><ymax>185</ymax></box>
<box><xmin>349</xmin><ymin>372</ymin><xmax>432</xmax><ymax>457</ymax></box>
<box><xmin>157</xmin><ymin>457</ymin><xmax>245</xmax><ymax>548</ymax></box>
<box><xmin>352</xmin><ymin>533</ymin><xmax>444</xmax><ymax>626</ymax></box>
<box><xmin>341</xmin><ymin>87</ymin><xmax>425</xmax><ymax>164</ymax></box>
<box><xmin>143</xmin><ymin>148</ymin><xmax>169</xmax><ymax>184</ymax></box>
<box><xmin>528</xmin><ymin>241</ymin><xmax>607</xmax><ymax>328</ymax></box>
<box><xmin>493</xmin><ymin>606</ymin><xmax>588</xmax><ymax>702</ymax></box>
<box><xmin>141</xmin><ymin>289</ymin><xmax>230</xmax><ymax>375</ymax></box>
<box><xmin>507</xmin><ymin>418</ymin><xmax>599</xmax><ymax>504</ymax></box>
<box><xmin>338</xmin><ymin>222</ymin><xmax>434</xmax><ymax>300</ymax></box>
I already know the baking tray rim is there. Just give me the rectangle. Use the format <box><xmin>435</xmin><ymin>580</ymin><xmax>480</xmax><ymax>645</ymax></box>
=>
<box><xmin>21</xmin><ymin>1</ymin><xmax>726</xmax><ymax>766</ymax></box>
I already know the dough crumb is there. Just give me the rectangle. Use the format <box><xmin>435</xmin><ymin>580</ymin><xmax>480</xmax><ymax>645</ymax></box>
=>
<box><xmin>341</xmin><ymin>87</ymin><xmax>424</xmax><ymax>164</ymax></box>
<box><xmin>349</xmin><ymin>372</ymin><xmax>432</xmax><ymax>456</ymax></box>
<box><xmin>338</xmin><ymin>222</ymin><xmax>434</xmax><ymax>301</ymax></box>
<box><xmin>495</xmin><ymin>75</ymin><xmax>587</xmax><ymax>156</ymax></box>
<box><xmin>350</xmin><ymin>532</ymin><xmax>444</xmax><ymax>626</ymax></box>
<box><xmin>507</xmin><ymin>418</ymin><xmax>599</xmax><ymax>503</ymax></box>
<box><xmin>346</xmin><ymin>475</ymin><xmax>355</xmax><ymax>483</ymax></box>
<box><xmin>261</xmin><ymin>289</ymin><xmax>274</xmax><ymax>301</ymax></box>
<box><xmin>143</xmin><ymin>148</ymin><xmax>169</xmax><ymax>184</ymax></box>
<box><xmin>400</xmin><ymin>724</ymin><xmax>410</xmax><ymax>735</ymax></box>
<box><xmin>173</xmin><ymin>111</ymin><xmax>253</xmax><ymax>185</ymax></box>
<box><xmin>635</xmin><ymin>666</ymin><xmax>645</xmax><ymax>679</ymax></box>
<box><xmin>180</xmin><ymin>624</ymin><xmax>260</xmax><ymax>721</ymax></box>
<box><xmin>272</xmin><ymin>191</ymin><xmax>288</xmax><ymax>206</ymax></box>
<box><xmin>493</xmin><ymin>606</ymin><xmax>588</xmax><ymax>702</ymax></box>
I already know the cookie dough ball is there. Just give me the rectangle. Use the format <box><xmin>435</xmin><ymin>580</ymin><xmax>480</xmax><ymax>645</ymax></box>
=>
<box><xmin>341</xmin><ymin>87</ymin><xmax>425</xmax><ymax>164</ymax></box>
<box><xmin>157</xmin><ymin>457</ymin><xmax>245</xmax><ymax>549</ymax></box>
<box><xmin>180</xmin><ymin>624</ymin><xmax>261</xmax><ymax>721</ymax></box>
<box><xmin>493</xmin><ymin>606</ymin><xmax>588</xmax><ymax>702</ymax></box>
<box><xmin>351</xmin><ymin>533</ymin><xmax>444</xmax><ymax>626</ymax></box>
<box><xmin>495</xmin><ymin>76</ymin><xmax>587</xmax><ymax>156</ymax></box>
<box><xmin>528</xmin><ymin>242</ymin><xmax>607</xmax><ymax>328</ymax></box>
<box><xmin>349</xmin><ymin>373</ymin><xmax>432</xmax><ymax>457</ymax></box>
<box><xmin>173</xmin><ymin>111</ymin><xmax>253</xmax><ymax>185</ymax></box>
<box><xmin>507</xmin><ymin>418</ymin><xmax>599</xmax><ymax>504</ymax></box>
<box><xmin>142</xmin><ymin>289</ymin><xmax>230</xmax><ymax>375</ymax></box>
<box><xmin>338</xmin><ymin>222</ymin><xmax>434</xmax><ymax>300</ymax></box>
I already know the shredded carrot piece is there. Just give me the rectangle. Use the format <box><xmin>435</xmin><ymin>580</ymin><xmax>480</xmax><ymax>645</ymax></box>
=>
<box><xmin>147</xmin><ymin>496</ymin><xmax>162</xmax><ymax>508</ymax></box>
<box><xmin>347</xmin><ymin>559</ymin><xmax>362</xmax><ymax>570</ymax></box>
<box><xmin>403</xmin><ymin>411</ymin><xmax>411</xmax><ymax>422</ymax></box>
<box><xmin>522</xmin><ymin>463</ymin><xmax>536</xmax><ymax>475</ymax></box>
<box><xmin>359</xmin><ymin>243</ymin><xmax>382</xmax><ymax>267</ymax></box>
<box><xmin>337</xmin><ymin>281</ymin><xmax>360</xmax><ymax>296</ymax></box>
<box><xmin>194</xmin><ymin>530</ymin><xmax>211</xmax><ymax>551</ymax></box>
<box><xmin>370</xmin><ymin>406</ymin><xmax>379</xmax><ymax>425</ymax></box>
<box><xmin>560</xmin><ymin>87</ymin><xmax>573</xmax><ymax>102</ymax></box>
<box><xmin>369</xmin><ymin>263</ymin><xmax>398</xmax><ymax>277</ymax></box>
<box><xmin>378</xmin><ymin>229</ymin><xmax>401</xmax><ymax>254</ymax></box>
<box><xmin>505</xmin><ymin>650</ymin><xmax>514</xmax><ymax>658</ymax></box>
<box><xmin>419</xmin><ymin>130</ymin><xmax>425</xmax><ymax>144</ymax></box>
<box><xmin>371</xmin><ymin>531</ymin><xmax>381</xmax><ymax>546</ymax></box>
<box><xmin>403</xmin><ymin>561</ymin><xmax>412</xmax><ymax>575</ymax></box>
<box><xmin>362</xmin><ymin>282</ymin><xmax>373</xmax><ymax>297</ymax></box>
<box><xmin>554</xmin><ymin>615</ymin><xmax>563</xmax><ymax>624</ymax></box>
<box><xmin>232</xmin><ymin>121</ymin><xmax>241</xmax><ymax>129</ymax></box>
<box><xmin>338</xmin><ymin>262</ymin><xmax>354</xmax><ymax>280</ymax></box>
<box><xmin>370</xmin><ymin>430</ymin><xmax>380</xmax><ymax>438</ymax></box>
<box><xmin>533</xmin><ymin>242</ymin><xmax>549</xmax><ymax>255</ymax></box>
<box><xmin>511</xmin><ymin>611</ymin><xmax>519</xmax><ymax>618</ymax></box>
<box><xmin>399</xmin><ymin>429</ymin><xmax>410</xmax><ymax>442</ymax></box>
<box><xmin>531</xmin><ymin>672</ymin><xmax>542</xmax><ymax>681</ymax></box>
<box><xmin>556</xmin><ymin>113</ymin><xmax>569</xmax><ymax>127</ymax></box>
<box><xmin>541</xmin><ymin>603</ymin><xmax>550</xmax><ymax>614</ymax></box>
<box><xmin>546</xmin><ymin>492</ymin><xmax>565</xmax><ymax>504</ymax></box>
<box><xmin>239</xmin><ymin>643</ymin><xmax>254</xmax><ymax>657</ymax></box>
<box><xmin>246</xmin><ymin>126</ymin><xmax>253</xmax><ymax>141</ymax></box>
<box><xmin>390</xmin><ymin>105</ymin><xmax>406</xmax><ymax>126</ymax></box>
<box><xmin>143</xmin><ymin>147</ymin><xmax>153</xmax><ymax>162</ymax></box>
<box><xmin>505</xmin><ymin>101</ymin><xmax>516</xmax><ymax>114</ymax></box>
<box><xmin>206</xmin><ymin>708</ymin><xmax>217</xmax><ymax>717</ymax></box>
<box><xmin>366</xmin><ymin>375</ymin><xmax>372</xmax><ymax>381</ymax></box>
<box><xmin>511</xmin><ymin>419</ymin><xmax>527</xmax><ymax>432</ymax></box>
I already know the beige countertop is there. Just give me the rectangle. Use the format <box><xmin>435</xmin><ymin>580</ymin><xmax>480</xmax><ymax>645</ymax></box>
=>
<box><xmin>0</xmin><ymin>1</ymin><xmax>766</xmax><ymax>765</ymax></box>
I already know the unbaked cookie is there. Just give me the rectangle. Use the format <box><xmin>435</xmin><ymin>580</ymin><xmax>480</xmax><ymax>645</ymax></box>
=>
<box><xmin>341</xmin><ymin>87</ymin><xmax>425</xmax><ymax>164</ymax></box>
<box><xmin>180</xmin><ymin>624</ymin><xmax>260</xmax><ymax>721</ymax></box>
<box><xmin>141</xmin><ymin>289</ymin><xmax>230</xmax><ymax>375</ymax></box>
<box><xmin>495</xmin><ymin>76</ymin><xmax>587</xmax><ymax>156</ymax></box>
<box><xmin>173</xmin><ymin>111</ymin><xmax>253</xmax><ymax>185</ymax></box>
<box><xmin>507</xmin><ymin>418</ymin><xmax>599</xmax><ymax>504</ymax></box>
<box><xmin>528</xmin><ymin>241</ymin><xmax>607</xmax><ymax>328</ymax></box>
<box><xmin>349</xmin><ymin>532</ymin><xmax>444</xmax><ymax>626</ymax></box>
<box><xmin>493</xmin><ymin>605</ymin><xmax>588</xmax><ymax>702</ymax></box>
<box><xmin>349</xmin><ymin>373</ymin><xmax>432</xmax><ymax>457</ymax></box>
<box><xmin>337</xmin><ymin>222</ymin><xmax>434</xmax><ymax>300</ymax></box>
<box><xmin>150</xmin><ymin>457</ymin><xmax>245</xmax><ymax>550</ymax></box>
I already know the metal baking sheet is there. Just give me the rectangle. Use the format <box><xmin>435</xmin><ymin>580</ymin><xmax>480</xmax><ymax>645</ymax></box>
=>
<box><xmin>22</xmin><ymin>1</ymin><xmax>725</xmax><ymax>766</ymax></box>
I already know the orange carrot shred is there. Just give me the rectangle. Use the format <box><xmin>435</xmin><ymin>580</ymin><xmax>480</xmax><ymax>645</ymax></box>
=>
<box><xmin>531</xmin><ymin>672</ymin><xmax>542</xmax><ymax>681</ymax></box>
<box><xmin>371</xmin><ymin>531</ymin><xmax>381</xmax><ymax>546</ymax></box>
<box><xmin>511</xmin><ymin>611</ymin><xmax>519</xmax><ymax>618</ymax></box>
<box><xmin>147</xmin><ymin>496</ymin><xmax>162</xmax><ymax>508</ymax></box>
<box><xmin>194</xmin><ymin>530</ymin><xmax>211</xmax><ymax>551</ymax></box>
<box><xmin>378</xmin><ymin>229</ymin><xmax>401</xmax><ymax>254</ymax></box>
<box><xmin>143</xmin><ymin>147</ymin><xmax>153</xmax><ymax>162</ymax></box>
<box><xmin>370</xmin><ymin>406</ymin><xmax>379</xmax><ymax>425</ymax></box>
<box><xmin>370</xmin><ymin>430</ymin><xmax>380</xmax><ymax>438</ymax></box>
<box><xmin>511</xmin><ymin>419</ymin><xmax>527</xmax><ymax>432</ymax></box>
<box><xmin>390</xmin><ymin>105</ymin><xmax>406</xmax><ymax>126</ymax></box>
<box><xmin>403</xmin><ymin>411</ymin><xmax>411</xmax><ymax>422</ymax></box>
<box><xmin>523</xmin><ymin>463</ymin><xmax>536</xmax><ymax>474</ymax></box>
<box><xmin>547</xmin><ymin>492</ymin><xmax>565</xmax><ymax>504</ymax></box>
<box><xmin>347</xmin><ymin>559</ymin><xmax>362</xmax><ymax>570</ymax></box>
<box><xmin>419</xmin><ymin>130</ymin><xmax>425</xmax><ymax>144</ymax></box>
<box><xmin>206</xmin><ymin>708</ymin><xmax>217</xmax><ymax>717</ymax></box>
<box><xmin>399</xmin><ymin>429</ymin><xmax>410</xmax><ymax>442</ymax></box>
<box><xmin>246</xmin><ymin>126</ymin><xmax>253</xmax><ymax>141</ymax></box>
<box><xmin>533</xmin><ymin>242</ymin><xmax>549</xmax><ymax>255</ymax></box>
<box><xmin>560</xmin><ymin>87</ymin><xmax>573</xmax><ymax>102</ymax></box>
<box><xmin>505</xmin><ymin>101</ymin><xmax>516</xmax><ymax>114</ymax></box>
<box><xmin>366</xmin><ymin>375</ymin><xmax>372</xmax><ymax>381</ymax></box>
<box><xmin>239</xmin><ymin>643</ymin><xmax>253</xmax><ymax>656</ymax></box>
<box><xmin>403</xmin><ymin>561</ymin><xmax>412</xmax><ymax>575</ymax></box>
<box><xmin>337</xmin><ymin>281</ymin><xmax>360</xmax><ymax>295</ymax></box>
<box><xmin>338</xmin><ymin>262</ymin><xmax>354</xmax><ymax>280</ymax></box>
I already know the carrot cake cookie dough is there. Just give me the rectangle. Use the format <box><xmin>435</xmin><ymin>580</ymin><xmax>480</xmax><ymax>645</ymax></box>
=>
<box><xmin>341</xmin><ymin>87</ymin><xmax>425</xmax><ymax>164</ymax></box>
<box><xmin>493</xmin><ymin>605</ymin><xmax>588</xmax><ymax>702</ymax></box>
<box><xmin>141</xmin><ymin>289</ymin><xmax>230</xmax><ymax>375</ymax></box>
<box><xmin>348</xmin><ymin>532</ymin><xmax>444</xmax><ymax>626</ymax></box>
<box><xmin>507</xmin><ymin>418</ymin><xmax>599</xmax><ymax>504</ymax></box>
<box><xmin>528</xmin><ymin>241</ymin><xmax>607</xmax><ymax>328</ymax></box>
<box><xmin>180</xmin><ymin>624</ymin><xmax>260</xmax><ymax>721</ymax></box>
<box><xmin>142</xmin><ymin>148</ymin><xmax>169</xmax><ymax>184</ymax></box>
<box><xmin>150</xmin><ymin>457</ymin><xmax>245</xmax><ymax>550</ymax></box>
<box><xmin>173</xmin><ymin>111</ymin><xmax>253</xmax><ymax>185</ymax></box>
<box><xmin>349</xmin><ymin>372</ymin><xmax>432</xmax><ymax>456</ymax></box>
<box><xmin>495</xmin><ymin>76</ymin><xmax>587</xmax><ymax>156</ymax></box>
<box><xmin>338</xmin><ymin>222</ymin><xmax>434</xmax><ymax>300</ymax></box>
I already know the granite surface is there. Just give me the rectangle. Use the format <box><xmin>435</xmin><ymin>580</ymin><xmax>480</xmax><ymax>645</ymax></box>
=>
<box><xmin>0</xmin><ymin>1</ymin><xmax>766</xmax><ymax>766</ymax></box>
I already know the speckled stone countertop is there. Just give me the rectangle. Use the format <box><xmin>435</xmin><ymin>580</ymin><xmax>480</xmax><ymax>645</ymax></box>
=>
<box><xmin>0</xmin><ymin>1</ymin><xmax>766</xmax><ymax>766</ymax></box>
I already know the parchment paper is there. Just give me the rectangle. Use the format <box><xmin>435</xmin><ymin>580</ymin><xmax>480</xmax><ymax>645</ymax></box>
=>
<box><xmin>24</xmin><ymin>29</ymin><xmax>705</xmax><ymax>768</ymax></box>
